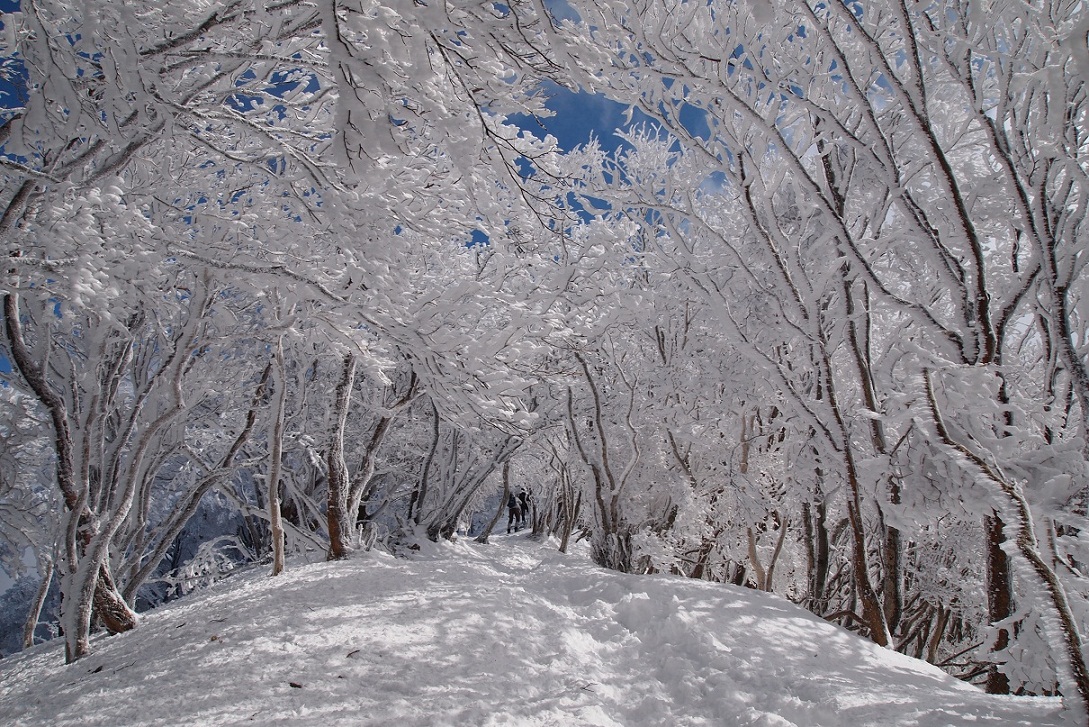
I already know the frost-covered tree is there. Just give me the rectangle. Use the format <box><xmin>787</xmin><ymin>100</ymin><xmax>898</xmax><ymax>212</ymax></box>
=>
<box><xmin>0</xmin><ymin>0</ymin><xmax>575</xmax><ymax>660</ymax></box>
<box><xmin>3</xmin><ymin>6</ymin><xmax>1088</xmax><ymax>724</ymax></box>
<box><xmin>546</xmin><ymin>0</ymin><xmax>1089</xmax><ymax>713</ymax></box>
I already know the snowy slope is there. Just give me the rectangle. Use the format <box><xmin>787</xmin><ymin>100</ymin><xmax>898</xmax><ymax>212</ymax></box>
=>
<box><xmin>0</xmin><ymin>536</ymin><xmax>1065</xmax><ymax>727</ymax></box>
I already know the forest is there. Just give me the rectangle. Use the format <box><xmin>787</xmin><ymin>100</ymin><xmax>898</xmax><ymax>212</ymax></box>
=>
<box><xmin>1</xmin><ymin>0</ymin><xmax>1088</xmax><ymax>719</ymax></box>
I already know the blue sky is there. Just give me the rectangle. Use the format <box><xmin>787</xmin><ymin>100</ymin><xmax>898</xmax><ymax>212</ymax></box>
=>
<box><xmin>511</xmin><ymin>81</ymin><xmax>636</xmax><ymax>154</ymax></box>
<box><xmin>0</xmin><ymin>1</ymin><xmax>25</xmax><ymax>115</ymax></box>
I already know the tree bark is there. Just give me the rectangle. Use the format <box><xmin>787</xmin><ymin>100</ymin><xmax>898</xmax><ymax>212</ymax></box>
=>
<box><xmin>326</xmin><ymin>353</ymin><xmax>356</xmax><ymax>561</ymax></box>
<box><xmin>411</xmin><ymin>400</ymin><xmax>441</xmax><ymax>526</ymax></box>
<box><xmin>268</xmin><ymin>337</ymin><xmax>288</xmax><ymax>575</ymax></box>
<box><xmin>984</xmin><ymin>511</ymin><xmax>1013</xmax><ymax>694</ymax></box>
<box><xmin>764</xmin><ymin>514</ymin><xmax>788</xmax><ymax>593</ymax></box>
<box><xmin>92</xmin><ymin>563</ymin><xmax>138</xmax><ymax>634</ymax></box>
<box><xmin>23</xmin><ymin>558</ymin><xmax>54</xmax><ymax>649</ymax></box>
<box><xmin>803</xmin><ymin>497</ymin><xmax>831</xmax><ymax>614</ymax></box>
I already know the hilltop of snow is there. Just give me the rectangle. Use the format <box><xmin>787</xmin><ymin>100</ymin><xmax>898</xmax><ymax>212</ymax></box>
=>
<box><xmin>0</xmin><ymin>536</ymin><xmax>1065</xmax><ymax>726</ymax></box>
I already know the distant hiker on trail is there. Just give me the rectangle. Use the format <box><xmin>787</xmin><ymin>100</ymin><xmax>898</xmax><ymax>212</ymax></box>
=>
<box><xmin>518</xmin><ymin>489</ymin><xmax>531</xmax><ymax>529</ymax></box>
<box><xmin>507</xmin><ymin>492</ymin><xmax>522</xmax><ymax>534</ymax></box>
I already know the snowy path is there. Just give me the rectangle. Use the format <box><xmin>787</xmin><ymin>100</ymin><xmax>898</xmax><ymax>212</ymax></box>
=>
<box><xmin>0</xmin><ymin>536</ymin><xmax>1065</xmax><ymax>726</ymax></box>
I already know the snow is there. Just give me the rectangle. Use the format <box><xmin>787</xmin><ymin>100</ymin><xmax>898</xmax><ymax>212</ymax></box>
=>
<box><xmin>0</xmin><ymin>536</ymin><xmax>1065</xmax><ymax>726</ymax></box>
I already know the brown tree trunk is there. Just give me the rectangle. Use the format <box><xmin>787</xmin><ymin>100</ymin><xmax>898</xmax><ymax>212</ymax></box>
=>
<box><xmin>883</xmin><ymin>510</ymin><xmax>903</xmax><ymax>635</ymax></box>
<box><xmin>845</xmin><ymin>491</ymin><xmax>889</xmax><ymax>647</ymax></box>
<box><xmin>93</xmin><ymin>563</ymin><xmax>138</xmax><ymax>634</ymax></box>
<box><xmin>821</xmin><ymin>345</ymin><xmax>890</xmax><ymax>647</ymax></box>
<box><xmin>985</xmin><ymin>511</ymin><xmax>1013</xmax><ymax>694</ymax></box>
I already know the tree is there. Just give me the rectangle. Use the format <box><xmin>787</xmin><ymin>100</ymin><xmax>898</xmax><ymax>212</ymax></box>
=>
<box><xmin>1</xmin><ymin>0</ymin><xmax>575</xmax><ymax>659</ymax></box>
<box><xmin>549</xmin><ymin>0</ymin><xmax>1089</xmax><ymax>713</ymax></box>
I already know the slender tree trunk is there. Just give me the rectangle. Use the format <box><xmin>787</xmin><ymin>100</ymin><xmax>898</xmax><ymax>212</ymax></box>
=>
<box><xmin>822</xmin><ymin>347</ymin><xmax>890</xmax><ymax>647</ymax></box>
<box><xmin>23</xmin><ymin>558</ymin><xmax>54</xmax><ymax>649</ymax></box>
<box><xmin>326</xmin><ymin>353</ymin><xmax>356</xmax><ymax>561</ymax></box>
<box><xmin>568</xmin><ymin>359</ymin><xmax>632</xmax><ymax>571</ymax></box>
<box><xmin>882</xmin><ymin>504</ymin><xmax>903</xmax><ymax>635</ymax></box>
<box><xmin>764</xmin><ymin>515</ymin><xmax>789</xmax><ymax>593</ymax></box>
<box><xmin>981</xmin><ymin>366</ymin><xmax>1019</xmax><ymax>691</ymax></box>
<box><xmin>411</xmin><ymin>401</ymin><xmax>441</xmax><ymax>526</ymax></box>
<box><xmin>748</xmin><ymin>516</ymin><xmax>789</xmax><ymax>592</ymax></box>
<box><xmin>747</xmin><ymin>527</ymin><xmax>767</xmax><ymax>590</ymax></box>
<box><xmin>803</xmin><ymin>497</ymin><xmax>831</xmax><ymax>613</ymax></box>
<box><xmin>926</xmin><ymin>606</ymin><xmax>950</xmax><ymax>665</ymax></box>
<box><xmin>985</xmin><ymin>511</ymin><xmax>1013</xmax><ymax>694</ymax></box>
<box><xmin>350</xmin><ymin>372</ymin><xmax>416</xmax><ymax>525</ymax></box>
<box><xmin>558</xmin><ymin>473</ymin><xmax>578</xmax><ymax>554</ymax></box>
<box><xmin>844</xmin><ymin>272</ymin><xmax>903</xmax><ymax>637</ymax></box>
<box><xmin>268</xmin><ymin>337</ymin><xmax>288</xmax><ymax>575</ymax></box>
<box><xmin>690</xmin><ymin>536</ymin><xmax>717</xmax><ymax>581</ymax></box>
<box><xmin>844</xmin><ymin>488</ymin><xmax>890</xmax><ymax>647</ymax></box>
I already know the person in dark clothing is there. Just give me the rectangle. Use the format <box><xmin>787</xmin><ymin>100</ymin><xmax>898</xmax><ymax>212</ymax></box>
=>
<box><xmin>507</xmin><ymin>492</ymin><xmax>522</xmax><ymax>534</ymax></box>
<box><xmin>517</xmin><ymin>489</ymin><xmax>531</xmax><ymax>530</ymax></box>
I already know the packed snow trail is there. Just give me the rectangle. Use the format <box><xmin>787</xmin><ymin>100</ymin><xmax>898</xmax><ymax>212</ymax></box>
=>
<box><xmin>0</xmin><ymin>536</ymin><xmax>1065</xmax><ymax>726</ymax></box>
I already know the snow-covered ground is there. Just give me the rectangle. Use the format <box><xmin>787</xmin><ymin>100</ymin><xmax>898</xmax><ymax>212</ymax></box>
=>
<box><xmin>0</xmin><ymin>535</ymin><xmax>1066</xmax><ymax>726</ymax></box>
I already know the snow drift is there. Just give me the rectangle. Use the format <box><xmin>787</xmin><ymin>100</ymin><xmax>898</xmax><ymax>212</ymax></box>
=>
<box><xmin>0</xmin><ymin>536</ymin><xmax>1064</xmax><ymax>726</ymax></box>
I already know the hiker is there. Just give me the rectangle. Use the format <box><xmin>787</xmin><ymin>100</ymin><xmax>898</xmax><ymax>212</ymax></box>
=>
<box><xmin>507</xmin><ymin>492</ymin><xmax>522</xmax><ymax>534</ymax></box>
<box><xmin>517</xmin><ymin>489</ymin><xmax>531</xmax><ymax>529</ymax></box>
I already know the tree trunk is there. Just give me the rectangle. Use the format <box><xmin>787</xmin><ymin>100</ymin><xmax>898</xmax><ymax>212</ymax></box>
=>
<box><xmin>822</xmin><ymin>347</ymin><xmax>890</xmax><ymax>647</ymax></box>
<box><xmin>92</xmin><ymin>562</ymin><xmax>138</xmax><ymax>634</ymax></box>
<box><xmin>764</xmin><ymin>515</ymin><xmax>789</xmax><ymax>593</ymax></box>
<box><xmin>326</xmin><ymin>353</ymin><xmax>356</xmax><ymax>561</ymax></box>
<box><xmin>803</xmin><ymin>498</ymin><xmax>831</xmax><ymax>614</ymax></box>
<box><xmin>985</xmin><ymin>511</ymin><xmax>1013</xmax><ymax>694</ymax></box>
<box><xmin>747</xmin><ymin>527</ymin><xmax>767</xmax><ymax>590</ymax></box>
<box><xmin>5</xmin><ymin>293</ymin><xmax>138</xmax><ymax>662</ymax></box>
<box><xmin>268</xmin><ymin>337</ymin><xmax>288</xmax><ymax>575</ymax></box>
<box><xmin>845</xmin><ymin>491</ymin><xmax>890</xmax><ymax>647</ymax></box>
<box><xmin>747</xmin><ymin>515</ymin><xmax>789</xmax><ymax>592</ymax></box>
<box><xmin>689</xmin><ymin>536</ymin><xmax>717</xmax><ymax>581</ymax></box>
<box><xmin>882</xmin><ymin>512</ymin><xmax>903</xmax><ymax>636</ymax></box>
<box><xmin>411</xmin><ymin>400</ymin><xmax>441</xmax><ymax>526</ymax></box>
<box><xmin>558</xmin><ymin>478</ymin><xmax>579</xmax><ymax>555</ymax></box>
<box><xmin>351</xmin><ymin>371</ymin><xmax>416</xmax><ymax>524</ymax></box>
<box><xmin>23</xmin><ymin>558</ymin><xmax>54</xmax><ymax>649</ymax></box>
